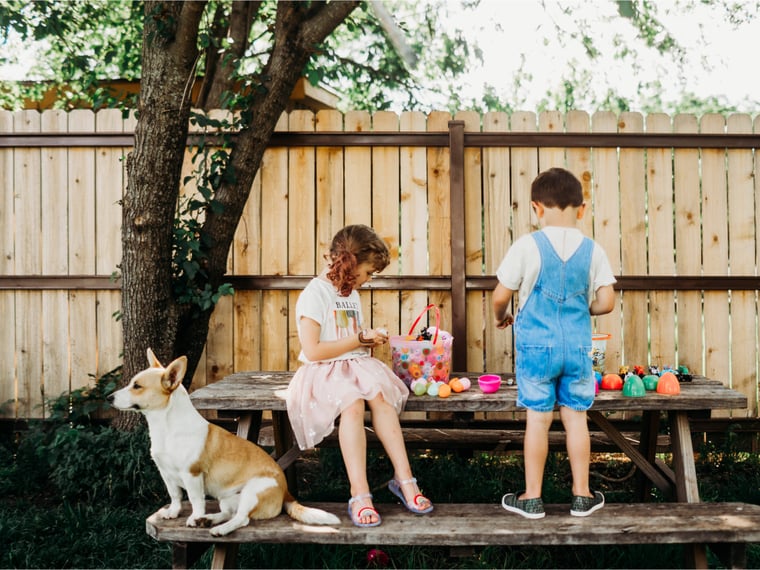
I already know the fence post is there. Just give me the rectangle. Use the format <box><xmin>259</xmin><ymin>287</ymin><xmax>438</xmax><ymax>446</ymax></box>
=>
<box><xmin>448</xmin><ymin>120</ymin><xmax>467</xmax><ymax>371</ymax></box>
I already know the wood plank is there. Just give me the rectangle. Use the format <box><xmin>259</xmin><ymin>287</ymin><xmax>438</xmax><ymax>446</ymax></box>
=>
<box><xmin>67</xmin><ymin>110</ymin><xmax>98</xmax><ymax>393</ymax></box>
<box><xmin>315</xmin><ymin>110</ymin><xmax>344</xmax><ymax>262</ymax></box>
<box><xmin>147</xmin><ymin>501</ymin><xmax>760</xmax><ymax>548</ymax></box>
<box><xmin>591</xmin><ymin>111</ymin><xmax>622</xmax><ymax>374</ymax></box>
<box><xmin>646</xmin><ymin>113</ymin><xmax>677</xmax><ymax>367</ymax></box>
<box><xmin>725</xmin><ymin>114</ymin><xmax>756</xmax><ymax>417</ymax></box>
<box><xmin>673</xmin><ymin>114</ymin><xmax>702</xmax><ymax>375</ymax></box>
<box><xmin>40</xmin><ymin>110</ymin><xmax>70</xmax><ymax>409</ymax></box>
<box><xmin>259</xmin><ymin>114</ymin><xmax>289</xmax><ymax>373</ymax></box>
<box><xmin>457</xmin><ymin>111</ymin><xmax>485</xmax><ymax>375</ymax></box>
<box><xmin>393</xmin><ymin>111</ymin><xmax>428</xmax><ymax>391</ymax></box>
<box><xmin>700</xmin><ymin>114</ymin><xmax>730</xmax><ymax>417</ymax></box>
<box><xmin>482</xmin><ymin>112</ymin><xmax>513</xmax><ymax>389</ymax></box>
<box><xmin>94</xmin><ymin>109</ymin><xmax>125</xmax><ymax>377</ymax></box>
<box><xmin>619</xmin><ymin>113</ymin><xmax>648</xmax><ymax>368</ymax></box>
<box><xmin>371</xmin><ymin>111</ymin><xmax>401</xmax><ymax>370</ymax></box>
<box><xmin>188</xmin><ymin>371</ymin><xmax>746</xmax><ymax>413</ymax></box>
<box><xmin>231</xmin><ymin>130</ymin><xmax>262</xmax><ymax>373</ymax></box>
<box><xmin>0</xmin><ymin>110</ymin><xmax>15</xmax><ymax>416</ymax></box>
<box><xmin>14</xmin><ymin>110</ymin><xmax>43</xmax><ymax>418</ymax></box>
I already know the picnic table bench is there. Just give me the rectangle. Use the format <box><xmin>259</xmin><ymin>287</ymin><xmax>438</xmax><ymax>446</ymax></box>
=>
<box><xmin>145</xmin><ymin>371</ymin><xmax>753</xmax><ymax>569</ymax></box>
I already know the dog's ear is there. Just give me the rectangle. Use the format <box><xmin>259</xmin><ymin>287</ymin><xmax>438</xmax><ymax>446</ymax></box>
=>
<box><xmin>147</xmin><ymin>348</ymin><xmax>163</xmax><ymax>369</ymax></box>
<box><xmin>161</xmin><ymin>356</ymin><xmax>188</xmax><ymax>392</ymax></box>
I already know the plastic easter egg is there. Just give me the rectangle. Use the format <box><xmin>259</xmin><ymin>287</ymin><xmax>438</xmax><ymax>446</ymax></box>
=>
<box><xmin>656</xmin><ymin>371</ymin><xmax>681</xmax><ymax>395</ymax></box>
<box><xmin>622</xmin><ymin>375</ymin><xmax>646</xmax><ymax>397</ymax></box>
<box><xmin>459</xmin><ymin>377</ymin><xmax>471</xmax><ymax>390</ymax></box>
<box><xmin>642</xmin><ymin>374</ymin><xmax>659</xmax><ymax>391</ymax></box>
<box><xmin>438</xmin><ymin>383</ymin><xmax>451</xmax><ymax>398</ymax></box>
<box><xmin>601</xmin><ymin>373</ymin><xmax>624</xmax><ymax>390</ymax></box>
<box><xmin>449</xmin><ymin>378</ymin><xmax>464</xmax><ymax>392</ymax></box>
<box><xmin>412</xmin><ymin>381</ymin><xmax>428</xmax><ymax>396</ymax></box>
<box><xmin>426</xmin><ymin>382</ymin><xmax>439</xmax><ymax>397</ymax></box>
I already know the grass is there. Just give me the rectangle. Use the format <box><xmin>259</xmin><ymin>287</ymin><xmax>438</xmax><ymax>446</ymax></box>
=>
<box><xmin>2</xmin><ymin>382</ymin><xmax>760</xmax><ymax>569</ymax></box>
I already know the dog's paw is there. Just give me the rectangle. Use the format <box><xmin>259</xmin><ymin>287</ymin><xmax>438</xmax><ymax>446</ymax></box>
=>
<box><xmin>185</xmin><ymin>515</ymin><xmax>211</xmax><ymax>528</ymax></box>
<box><xmin>156</xmin><ymin>506</ymin><xmax>180</xmax><ymax>520</ymax></box>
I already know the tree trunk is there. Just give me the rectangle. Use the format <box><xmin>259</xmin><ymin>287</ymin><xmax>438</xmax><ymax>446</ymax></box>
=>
<box><xmin>114</xmin><ymin>0</ymin><xmax>360</xmax><ymax>427</ymax></box>
<box><xmin>116</xmin><ymin>1</ymin><xmax>206</xmax><ymax>430</ymax></box>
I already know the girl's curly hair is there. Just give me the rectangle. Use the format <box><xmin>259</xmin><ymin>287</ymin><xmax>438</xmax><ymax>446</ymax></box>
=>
<box><xmin>326</xmin><ymin>225</ymin><xmax>390</xmax><ymax>297</ymax></box>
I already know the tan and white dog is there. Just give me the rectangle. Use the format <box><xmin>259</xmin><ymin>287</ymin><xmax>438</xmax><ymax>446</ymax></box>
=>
<box><xmin>108</xmin><ymin>348</ymin><xmax>340</xmax><ymax>536</ymax></box>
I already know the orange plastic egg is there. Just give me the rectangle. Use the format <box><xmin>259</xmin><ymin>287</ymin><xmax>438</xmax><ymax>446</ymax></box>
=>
<box><xmin>656</xmin><ymin>371</ymin><xmax>681</xmax><ymax>395</ymax></box>
<box><xmin>601</xmin><ymin>373</ymin><xmax>624</xmax><ymax>390</ymax></box>
<box><xmin>438</xmin><ymin>383</ymin><xmax>452</xmax><ymax>398</ymax></box>
<box><xmin>449</xmin><ymin>378</ymin><xmax>464</xmax><ymax>393</ymax></box>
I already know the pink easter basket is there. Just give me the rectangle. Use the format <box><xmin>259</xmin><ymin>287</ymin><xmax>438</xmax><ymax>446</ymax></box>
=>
<box><xmin>389</xmin><ymin>304</ymin><xmax>453</xmax><ymax>387</ymax></box>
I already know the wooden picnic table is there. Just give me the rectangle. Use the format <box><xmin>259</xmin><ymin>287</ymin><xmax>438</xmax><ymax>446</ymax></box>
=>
<box><xmin>190</xmin><ymin>371</ymin><xmax>747</xmax><ymax>504</ymax></box>
<box><xmin>184</xmin><ymin>371</ymin><xmax>748</xmax><ymax>569</ymax></box>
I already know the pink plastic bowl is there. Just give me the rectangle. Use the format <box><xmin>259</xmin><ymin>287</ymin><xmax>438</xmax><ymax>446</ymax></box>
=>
<box><xmin>478</xmin><ymin>374</ymin><xmax>502</xmax><ymax>393</ymax></box>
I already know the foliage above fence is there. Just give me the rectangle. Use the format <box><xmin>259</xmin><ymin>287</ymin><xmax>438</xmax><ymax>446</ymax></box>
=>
<box><xmin>1</xmin><ymin>108</ymin><xmax>759</xmax><ymax>420</ymax></box>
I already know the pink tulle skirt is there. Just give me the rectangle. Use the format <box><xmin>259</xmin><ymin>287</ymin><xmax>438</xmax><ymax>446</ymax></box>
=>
<box><xmin>286</xmin><ymin>357</ymin><xmax>409</xmax><ymax>450</ymax></box>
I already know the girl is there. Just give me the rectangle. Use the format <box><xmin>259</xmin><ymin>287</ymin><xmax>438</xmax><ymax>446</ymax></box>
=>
<box><xmin>286</xmin><ymin>225</ymin><xmax>433</xmax><ymax>527</ymax></box>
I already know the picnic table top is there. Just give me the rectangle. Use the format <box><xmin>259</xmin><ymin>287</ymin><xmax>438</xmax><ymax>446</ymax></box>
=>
<box><xmin>189</xmin><ymin>371</ymin><xmax>747</xmax><ymax>413</ymax></box>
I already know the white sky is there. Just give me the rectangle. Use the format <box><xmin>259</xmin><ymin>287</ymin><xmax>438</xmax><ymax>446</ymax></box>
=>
<box><xmin>434</xmin><ymin>0</ymin><xmax>760</xmax><ymax>113</ymax></box>
<box><xmin>2</xmin><ymin>1</ymin><xmax>758</xmax><ymax>114</ymax></box>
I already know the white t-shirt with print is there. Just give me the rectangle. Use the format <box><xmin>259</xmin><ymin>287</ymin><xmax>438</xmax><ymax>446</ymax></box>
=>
<box><xmin>295</xmin><ymin>277</ymin><xmax>370</xmax><ymax>363</ymax></box>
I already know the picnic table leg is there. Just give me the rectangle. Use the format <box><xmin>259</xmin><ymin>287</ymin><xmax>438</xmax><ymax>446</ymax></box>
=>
<box><xmin>587</xmin><ymin>410</ymin><xmax>674</xmax><ymax>496</ymax></box>
<box><xmin>234</xmin><ymin>410</ymin><xmax>263</xmax><ymax>443</ymax></box>
<box><xmin>669</xmin><ymin>410</ymin><xmax>708</xmax><ymax>569</ymax></box>
<box><xmin>210</xmin><ymin>543</ymin><xmax>236</xmax><ymax>570</ymax></box>
<box><xmin>635</xmin><ymin>410</ymin><xmax>661</xmax><ymax>501</ymax></box>
<box><xmin>273</xmin><ymin>410</ymin><xmax>299</xmax><ymax>492</ymax></box>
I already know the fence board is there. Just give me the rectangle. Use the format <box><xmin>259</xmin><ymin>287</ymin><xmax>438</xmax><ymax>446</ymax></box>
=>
<box><xmin>39</xmin><ymin>110</ymin><xmax>70</xmax><ymax>409</ymax></box>
<box><xmin>701</xmin><ymin>114</ymin><xmax>731</xmax><ymax>417</ymax></box>
<box><xmin>0</xmin><ymin>111</ymin><xmax>14</xmax><ymax>416</ymax></box>
<box><xmin>726</xmin><ymin>114</ymin><xmax>757</xmax><ymax>416</ymax></box>
<box><xmin>95</xmin><ymin>109</ymin><xmax>125</xmax><ymax>378</ymax></box>
<box><xmin>619</xmin><ymin>112</ymin><xmax>648</xmax><ymax>367</ymax></box>
<box><xmin>482</xmin><ymin>112</ymin><xmax>512</xmax><ymax>377</ymax></box>
<box><xmin>591</xmin><ymin>111</ymin><xmax>622</xmax><ymax>372</ymax></box>
<box><xmin>68</xmin><ymin>110</ymin><xmax>98</xmax><ymax>394</ymax></box>
<box><xmin>646</xmin><ymin>113</ymin><xmax>677</xmax><ymax>366</ymax></box>
<box><xmin>458</xmin><ymin>110</ymin><xmax>485</xmax><ymax>373</ymax></box>
<box><xmin>257</xmin><ymin>114</ymin><xmax>289</xmax><ymax>373</ymax></box>
<box><xmin>673</xmin><ymin>114</ymin><xmax>702</xmax><ymax>375</ymax></box>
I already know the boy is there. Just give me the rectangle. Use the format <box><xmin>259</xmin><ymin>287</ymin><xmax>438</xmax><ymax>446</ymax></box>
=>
<box><xmin>493</xmin><ymin>167</ymin><xmax>616</xmax><ymax>518</ymax></box>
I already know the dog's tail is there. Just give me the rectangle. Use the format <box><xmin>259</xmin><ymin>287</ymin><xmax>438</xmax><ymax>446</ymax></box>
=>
<box><xmin>283</xmin><ymin>491</ymin><xmax>341</xmax><ymax>525</ymax></box>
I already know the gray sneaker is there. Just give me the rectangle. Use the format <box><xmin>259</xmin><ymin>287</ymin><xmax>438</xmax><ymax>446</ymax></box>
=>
<box><xmin>570</xmin><ymin>490</ymin><xmax>605</xmax><ymax>517</ymax></box>
<box><xmin>501</xmin><ymin>492</ymin><xmax>545</xmax><ymax>519</ymax></box>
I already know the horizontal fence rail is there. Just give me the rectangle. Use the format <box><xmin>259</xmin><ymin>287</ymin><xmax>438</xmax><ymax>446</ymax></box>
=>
<box><xmin>1</xmin><ymin>108</ymin><xmax>759</xmax><ymax>421</ymax></box>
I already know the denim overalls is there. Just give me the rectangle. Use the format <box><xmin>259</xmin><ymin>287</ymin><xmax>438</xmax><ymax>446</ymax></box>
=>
<box><xmin>513</xmin><ymin>230</ymin><xmax>595</xmax><ymax>412</ymax></box>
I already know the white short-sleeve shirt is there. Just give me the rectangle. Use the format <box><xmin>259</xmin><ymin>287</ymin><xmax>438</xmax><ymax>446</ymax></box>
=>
<box><xmin>295</xmin><ymin>277</ymin><xmax>370</xmax><ymax>363</ymax></box>
<box><xmin>496</xmin><ymin>227</ymin><xmax>617</xmax><ymax>309</ymax></box>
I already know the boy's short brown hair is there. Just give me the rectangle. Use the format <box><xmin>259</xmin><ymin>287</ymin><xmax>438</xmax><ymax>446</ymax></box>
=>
<box><xmin>531</xmin><ymin>167</ymin><xmax>584</xmax><ymax>209</ymax></box>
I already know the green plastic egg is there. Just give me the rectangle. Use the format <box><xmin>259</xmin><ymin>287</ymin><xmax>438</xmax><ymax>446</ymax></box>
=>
<box><xmin>412</xmin><ymin>381</ymin><xmax>428</xmax><ymax>396</ymax></box>
<box><xmin>622</xmin><ymin>375</ymin><xmax>646</xmax><ymax>397</ymax></box>
<box><xmin>642</xmin><ymin>374</ymin><xmax>659</xmax><ymax>391</ymax></box>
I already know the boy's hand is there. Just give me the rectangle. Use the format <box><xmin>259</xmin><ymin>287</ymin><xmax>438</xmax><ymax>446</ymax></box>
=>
<box><xmin>495</xmin><ymin>314</ymin><xmax>514</xmax><ymax>329</ymax></box>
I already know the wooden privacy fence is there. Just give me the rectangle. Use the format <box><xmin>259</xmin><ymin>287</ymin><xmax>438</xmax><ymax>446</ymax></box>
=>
<box><xmin>1</xmin><ymin>108</ymin><xmax>759</xmax><ymax>420</ymax></box>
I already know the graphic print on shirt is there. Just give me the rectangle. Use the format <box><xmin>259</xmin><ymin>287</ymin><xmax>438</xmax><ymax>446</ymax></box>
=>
<box><xmin>333</xmin><ymin>299</ymin><xmax>361</xmax><ymax>339</ymax></box>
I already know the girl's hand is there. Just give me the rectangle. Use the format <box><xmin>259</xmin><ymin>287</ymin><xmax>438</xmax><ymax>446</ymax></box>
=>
<box><xmin>359</xmin><ymin>327</ymin><xmax>389</xmax><ymax>347</ymax></box>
